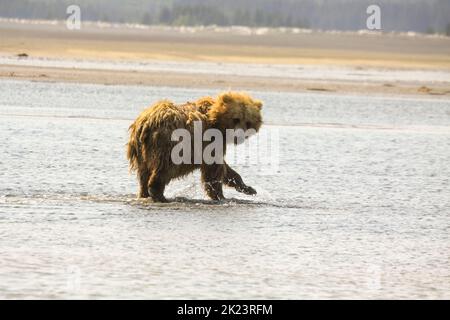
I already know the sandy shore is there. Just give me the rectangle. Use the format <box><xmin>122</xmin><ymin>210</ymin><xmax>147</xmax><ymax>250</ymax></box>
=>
<box><xmin>1</xmin><ymin>20</ymin><xmax>450</xmax><ymax>96</ymax></box>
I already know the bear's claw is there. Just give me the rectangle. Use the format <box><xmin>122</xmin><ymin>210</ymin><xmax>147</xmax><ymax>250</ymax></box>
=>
<box><xmin>240</xmin><ymin>185</ymin><xmax>257</xmax><ymax>195</ymax></box>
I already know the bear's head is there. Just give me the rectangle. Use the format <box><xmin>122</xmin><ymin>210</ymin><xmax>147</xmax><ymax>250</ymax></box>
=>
<box><xmin>207</xmin><ymin>92</ymin><xmax>263</xmax><ymax>136</ymax></box>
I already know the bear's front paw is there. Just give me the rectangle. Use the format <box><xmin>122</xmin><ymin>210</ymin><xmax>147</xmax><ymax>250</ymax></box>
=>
<box><xmin>239</xmin><ymin>185</ymin><xmax>257</xmax><ymax>195</ymax></box>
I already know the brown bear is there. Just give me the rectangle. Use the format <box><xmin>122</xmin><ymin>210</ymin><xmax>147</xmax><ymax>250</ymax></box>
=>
<box><xmin>127</xmin><ymin>92</ymin><xmax>263</xmax><ymax>202</ymax></box>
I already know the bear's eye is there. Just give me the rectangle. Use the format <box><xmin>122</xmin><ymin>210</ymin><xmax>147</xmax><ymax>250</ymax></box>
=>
<box><xmin>233</xmin><ymin>118</ymin><xmax>240</xmax><ymax>125</ymax></box>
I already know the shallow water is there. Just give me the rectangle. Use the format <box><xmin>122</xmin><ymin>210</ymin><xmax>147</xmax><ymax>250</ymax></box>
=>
<box><xmin>1</xmin><ymin>79</ymin><xmax>449</xmax><ymax>299</ymax></box>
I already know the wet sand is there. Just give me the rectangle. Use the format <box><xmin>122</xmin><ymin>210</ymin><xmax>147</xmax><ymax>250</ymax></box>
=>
<box><xmin>2</xmin><ymin>63</ymin><xmax>449</xmax><ymax>96</ymax></box>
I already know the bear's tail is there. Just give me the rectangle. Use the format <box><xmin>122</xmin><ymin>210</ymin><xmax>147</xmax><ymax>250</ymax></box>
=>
<box><xmin>126</xmin><ymin>122</ymin><xmax>142</xmax><ymax>173</ymax></box>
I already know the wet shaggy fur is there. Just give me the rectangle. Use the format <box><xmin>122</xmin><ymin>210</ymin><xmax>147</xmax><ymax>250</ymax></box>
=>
<box><xmin>127</xmin><ymin>92</ymin><xmax>263</xmax><ymax>202</ymax></box>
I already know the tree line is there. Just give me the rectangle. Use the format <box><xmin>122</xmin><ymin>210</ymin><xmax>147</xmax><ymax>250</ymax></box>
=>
<box><xmin>0</xmin><ymin>0</ymin><xmax>449</xmax><ymax>34</ymax></box>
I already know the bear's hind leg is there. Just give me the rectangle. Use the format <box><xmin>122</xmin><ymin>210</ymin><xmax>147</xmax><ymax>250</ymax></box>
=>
<box><xmin>148</xmin><ymin>171</ymin><xmax>168</xmax><ymax>203</ymax></box>
<box><xmin>201</xmin><ymin>164</ymin><xmax>225</xmax><ymax>201</ymax></box>
<box><xmin>137</xmin><ymin>167</ymin><xmax>150</xmax><ymax>198</ymax></box>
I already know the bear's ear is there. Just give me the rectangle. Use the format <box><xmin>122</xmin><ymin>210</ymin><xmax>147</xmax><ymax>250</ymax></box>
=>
<box><xmin>254</xmin><ymin>100</ymin><xmax>263</xmax><ymax>110</ymax></box>
<box><xmin>219</xmin><ymin>92</ymin><xmax>234</xmax><ymax>104</ymax></box>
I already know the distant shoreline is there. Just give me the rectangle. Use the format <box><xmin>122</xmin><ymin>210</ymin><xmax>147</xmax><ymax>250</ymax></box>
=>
<box><xmin>2</xmin><ymin>18</ymin><xmax>449</xmax><ymax>38</ymax></box>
